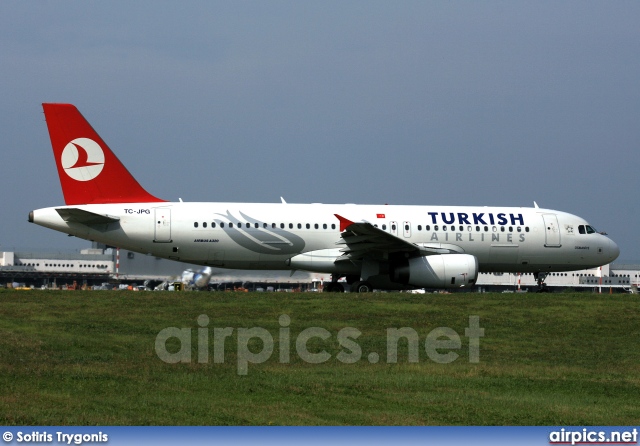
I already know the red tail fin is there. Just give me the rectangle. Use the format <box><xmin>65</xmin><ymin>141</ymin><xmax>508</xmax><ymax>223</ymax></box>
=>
<box><xmin>42</xmin><ymin>103</ymin><xmax>165</xmax><ymax>205</ymax></box>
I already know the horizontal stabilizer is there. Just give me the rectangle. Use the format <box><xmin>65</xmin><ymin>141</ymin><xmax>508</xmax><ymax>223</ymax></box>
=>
<box><xmin>56</xmin><ymin>208</ymin><xmax>120</xmax><ymax>225</ymax></box>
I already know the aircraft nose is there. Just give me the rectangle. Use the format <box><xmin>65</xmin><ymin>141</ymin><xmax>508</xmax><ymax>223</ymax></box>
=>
<box><xmin>608</xmin><ymin>238</ymin><xmax>620</xmax><ymax>262</ymax></box>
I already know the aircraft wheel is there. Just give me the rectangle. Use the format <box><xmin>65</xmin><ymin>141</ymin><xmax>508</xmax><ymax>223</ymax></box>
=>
<box><xmin>352</xmin><ymin>281</ymin><xmax>373</xmax><ymax>293</ymax></box>
<box><xmin>324</xmin><ymin>283</ymin><xmax>345</xmax><ymax>293</ymax></box>
<box><xmin>345</xmin><ymin>275</ymin><xmax>360</xmax><ymax>285</ymax></box>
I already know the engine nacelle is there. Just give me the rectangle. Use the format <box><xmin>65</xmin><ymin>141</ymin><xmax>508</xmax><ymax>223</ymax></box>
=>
<box><xmin>391</xmin><ymin>254</ymin><xmax>478</xmax><ymax>288</ymax></box>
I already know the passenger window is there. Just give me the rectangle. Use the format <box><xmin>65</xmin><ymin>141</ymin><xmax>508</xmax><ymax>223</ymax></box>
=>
<box><xmin>315</xmin><ymin>224</ymin><xmax>319</xmax><ymax>229</ymax></box>
<box><xmin>255</xmin><ymin>223</ymin><xmax>259</xmax><ymax>228</ymax></box>
<box><xmin>229</xmin><ymin>223</ymin><xmax>233</xmax><ymax>228</ymax></box>
<box><xmin>417</xmin><ymin>225</ymin><xmax>422</xmax><ymax>231</ymax></box>
<box><xmin>331</xmin><ymin>224</ymin><xmax>336</xmax><ymax>230</ymax></box>
<box><xmin>435</xmin><ymin>225</ymin><xmax>439</xmax><ymax>231</ymax></box>
<box><xmin>382</xmin><ymin>224</ymin><xmax>387</xmax><ymax>230</ymax></box>
<box><xmin>280</xmin><ymin>223</ymin><xmax>285</xmax><ymax>229</ymax></box>
<box><xmin>306</xmin><ymin>223</ymin><xmax>310</xmax><ymax>229</ymax></box>
<box><xmin>289</xmin><ymin>223</ymin><xmax>293</xmax><ymax>229</ymax></box>
<box><xmin>203</xmin><ymin>222</ymin><xmax>207</xmax><ymax>228</ymax></box>
<box><xmin>426</xmin><ymin>225</ymin><xmax>431</xmax><ymax>231</ymax></box>
<box><xmin>194</xmin><ymin>222</ymin><xmax>198</xmax><ymax>228</ymax></box>
<box><xmin>220</xmin><ymin>222</ymin><xmax>225</xmax><ymax>228</ymax></box>
<box><xmin>323</xmin><ymin>224</ymin><xmax>327</xmax><ymax>229</ymax></box>
<box><xmin>297</xmin><ymin>223</ymin><xmax>302</xmax><ymax>229</ymax></box>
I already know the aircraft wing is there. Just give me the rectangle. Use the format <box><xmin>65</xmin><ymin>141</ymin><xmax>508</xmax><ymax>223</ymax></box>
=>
<box><xmin>334</xmin><ymin>214</ymin><xmax>464</xmax><ymax>261</ymax></box>
<box><xmin>56</xmin><ymin>208</ymin><xmax>121</xmax><ymax>226</ymax></box>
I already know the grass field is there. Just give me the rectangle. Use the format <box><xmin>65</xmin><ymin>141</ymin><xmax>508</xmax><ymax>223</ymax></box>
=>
<box><xmin>0</xmin><ymin>289</ymin><xmax>638</xmax><ymax>425</ymax></box>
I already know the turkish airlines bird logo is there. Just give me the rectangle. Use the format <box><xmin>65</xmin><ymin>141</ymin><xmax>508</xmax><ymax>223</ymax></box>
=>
<box><xmin>61</xmin><ymin>138</ymin><xmax>105</xmax><ymax>181</ymax></box>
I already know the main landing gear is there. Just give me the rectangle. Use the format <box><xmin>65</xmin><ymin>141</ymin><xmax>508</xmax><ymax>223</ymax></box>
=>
<box><xmin>322</xmin><ymin>275</ymin><xmax>373</xmax><ymax>293</ymax></box>
<box><xmin>534</xmin><ymin>272</ymin><xmax>550</xmax><ymax>293</ymax></box>
<box><xmin>350</xmin><ymin>281</ymin><xmax>373</xmax><ymax>293</ymax></box>
<box><xmin>323</xmin><ymin>274</ymin><xmax>344</xmax><ymax>292</ymax></box>
<box><xmin>323</xmin><ymin>281</ymin><xmax>344</xmax><ymax>293</ymax></box>
<box><xmin>346</xmin><ymin>274</ymin><xmax>373</xmax><ymax>293</ymax></box>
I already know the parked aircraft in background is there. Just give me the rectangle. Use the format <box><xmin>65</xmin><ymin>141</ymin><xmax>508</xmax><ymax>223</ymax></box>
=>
<box><xmin>29</xmin><ymin>104</ymin><xmax>619</xmax><ymax>292</ymax></box>
<box><xmin>181</xmin><ymin>266</ymin><xmax>214</xmax><ymax>290</ymax></box>
<box><xmin>151</xmin><ymin>267</ymin><xmax>213</xmax><ymax>291</ymax></box>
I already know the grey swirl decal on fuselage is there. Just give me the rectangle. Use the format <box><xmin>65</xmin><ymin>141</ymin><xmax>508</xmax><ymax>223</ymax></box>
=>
<box><xmin>214</xmin><ymin>210</ymin><xmax>305</xmax><ymax>255</ymax></box>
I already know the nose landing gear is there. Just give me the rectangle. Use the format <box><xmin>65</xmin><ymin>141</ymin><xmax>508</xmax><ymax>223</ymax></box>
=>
<box><xmin>534</xmin><ymin>272</ymin><xmax>550</xmax><ymax>293</ymax></box>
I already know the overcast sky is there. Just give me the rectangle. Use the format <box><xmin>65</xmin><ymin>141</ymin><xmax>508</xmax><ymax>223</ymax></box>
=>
<box><xmin>1</xmin><ymin>2</ymin><xmax>639</xmax><ymax>262</ymax></box>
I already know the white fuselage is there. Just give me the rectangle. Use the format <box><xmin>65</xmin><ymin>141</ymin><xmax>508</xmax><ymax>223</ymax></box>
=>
<box><xmin>30</xmin><ymin>202</ymin><xmax>619</xmax><ymax>274</ymax></box>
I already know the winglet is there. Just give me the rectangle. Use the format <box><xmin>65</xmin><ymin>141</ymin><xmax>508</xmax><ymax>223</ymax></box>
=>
<box><xmin>334</xmin><ymin>214</ymin><xmax>355</xmax><ymax>232</ymax></box>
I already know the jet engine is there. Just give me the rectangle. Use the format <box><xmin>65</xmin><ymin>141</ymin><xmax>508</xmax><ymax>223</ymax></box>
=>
<box><xmin>390</xmin><ymin>254</ymin><xmax>478</xmax><ymax>288</ymax></box>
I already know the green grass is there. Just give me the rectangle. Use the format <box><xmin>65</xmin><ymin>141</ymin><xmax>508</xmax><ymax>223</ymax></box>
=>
<box><xmin>0</xmin><ymin>289</ymin><xmax>638</xmax><ymax>425</ymax></box>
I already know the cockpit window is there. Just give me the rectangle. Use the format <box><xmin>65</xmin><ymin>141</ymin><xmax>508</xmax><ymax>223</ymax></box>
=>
<box><xmin>578</xmin><ymin>224</ymin><xmax>597</xmax><ymax>234</ymax></box>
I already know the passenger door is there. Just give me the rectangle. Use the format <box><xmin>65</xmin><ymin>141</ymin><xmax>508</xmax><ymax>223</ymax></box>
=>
<box><xmin>542</xmin><ymin>214</ymin><xmax>561</xmax><ymax>247</ymax></box>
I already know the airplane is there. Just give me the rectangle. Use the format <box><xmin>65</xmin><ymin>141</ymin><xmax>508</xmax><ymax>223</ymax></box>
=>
<box><xmin>151</xmin><ymin>267</ymin><xmax>213</xmax><ymax>291</ymax></box>
<box><xmin>29</xmin><ymin>103</ymin><xmax>620</xmax><ymax>292</ymax></box>
<box><xmin>181</xmin><ymin>266</ymin><xmax>214</xmax><ymax>290</ymax></box>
